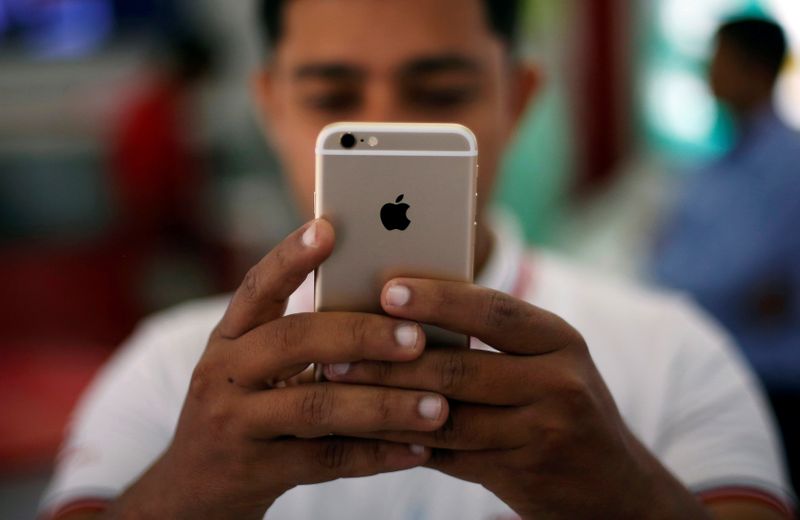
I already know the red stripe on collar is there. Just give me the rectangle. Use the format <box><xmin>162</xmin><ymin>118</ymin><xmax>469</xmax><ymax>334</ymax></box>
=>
<box><xmin>697</xmin><ymin>486</ymin><xmax>794</xmax><ymax>518</ymax></box>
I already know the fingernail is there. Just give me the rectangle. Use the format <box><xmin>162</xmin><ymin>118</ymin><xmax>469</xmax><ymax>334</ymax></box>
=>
<box><xmin>409</xmin><ymin>444</ymin><xmax>426</xmax><ymax>456</ymax></box>
<box><xmin>302</xmin><ymin>221</ymin><xmax>319</xmax><ymax>248</ymax></box>
<box><xmin>386</xmin><ymin>285</ymin><xmax>411</xmax><ymax>307</ymax></box>
<box><xmin>325</xmin><ymin>363</ymin><xmax>351</xmax><ymax>377</ymax></box>
<box><xmin>418</xmin><ymin>396</ymin><xmax>442</xmax><ymax>421</ymax></box>
<box><xmin>395</xmin><ymin>322</ymin><xmax>418</xmax><ymax>349</ymax></box>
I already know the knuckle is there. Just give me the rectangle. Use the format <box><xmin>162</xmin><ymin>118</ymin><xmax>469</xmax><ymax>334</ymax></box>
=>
<box><xmin>559</xmin><ymin>328</ymin><xmax>586</xmax><ymax>352</ymax></box>
<box><xmin>569</xmin><ymin>329</ymin><xmax>589</xmax><ymax>353</ymax></box>
<box><xmin>433</xmin><ymin>285</ymin><xmax>458</xmax><ymax>309</ymax></box>
<box><xmin>436</xmin><ymin>351</ymin><xmax>470</xmax><ymax>394</ymax></box>
<box><xmin>189</xmin><ymin>362</ymin><xmax>215</xmax><ymax>401</ymax></box>
<box><xmin>286</xmin><ymin>314</ymin><xmax>310</xmax><ymax>345</ymax></box>
<box><xmin>273</xmin><ymin>246</ymin><xmax>308</xmax><ymax>287</ymax></box>
<box><xmin>319</xmin><ymin>439</ymin><xmax>353</xmax><ymax>470</ymax></box>
<box><xmin>548</xmin><ymin>315</ymin><xmax>587</xmax><ymax>351</ymax></box>
<box><xmin>272</xmin><ymin>246</ymin><xmax>289</xmax><ymax>271</ymax></box>
<box><xmin>205</xmin><ymin>399</ymin><xmax>236</xmax><ymax>438</ymax></box>
<box><xmin>347</xmin><ymin>314</ymin><xmax>370</xmax><ymax>349</ymax></box>
<box><xmin>375</xmin><ymin>361</ymin><xmax>394</xmax><ymax>382</ymax></box>
<box><xmin>538</xmin><ymin>419</ymin><xmax>570</xmax><ymax>454</ymax></box>
<box><xmin>272</xmin><ymin>314</ymin><xmax>309</xmax><ymax>352</ymax></box>
<box><xmin>374</xmin><ymin>391</ymin><xmax>393</xmax><ymax>425</ymax></box>
<box><xmin>301</xmin><ymin>385</ymin><xmax>335</xmax><ymax>426</ymax></box>
<box><xmin>242</xmin><ymin>267</ymin><xmax>260</xmax><ymax>302</ymax></box>
<box><xmin>558</xmin><ymin>373</ymin><xmax>592</xmax><ymax>411</ymax></box>
<box><xmin>484</xmin><ymin>291</ymin><xmax>520</xmax><ymax>329</ymax></box>
<box><xmin>369</xmin><ymin>441</ymin><xmax>385</xmax><ymax>465</ymax></box>
<box><xmin>273</xmin><ymin>323</ymin><xmax>293</xmax><ymax>355</ymax></box>
<box><xmin>519</xmin><ymin>407</ymin><xmax>543</xmax><ymax>441</ymax></box>
<box><xmin>208</xmin><ymin>323</ymin><xmax>224</xmax><ymax>343</ymax></box>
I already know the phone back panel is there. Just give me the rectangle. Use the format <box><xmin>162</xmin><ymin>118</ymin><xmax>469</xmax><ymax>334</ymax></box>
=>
<box><xmin>315</xmin><ymin>123</ymin><xmax>477</xmax><ymax>342</ymax></box>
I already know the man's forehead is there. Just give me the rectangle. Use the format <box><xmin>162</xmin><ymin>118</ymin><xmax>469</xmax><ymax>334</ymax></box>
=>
<box><xmin>276</xmin><ymin>0</ymin><xmax>498</xmax><ymax>69</ymax></box>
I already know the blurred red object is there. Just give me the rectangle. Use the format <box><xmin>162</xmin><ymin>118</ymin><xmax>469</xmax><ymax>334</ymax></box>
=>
<box><xmin>0</xmin><ymin>240</ymin><xmax>139</xmax><ymax>345</ymax></box>
<box><xmin>110</xmin><ymin>78</ymin><xmax>202</xmax><ymax>240</ymax></box>
<box><xmin>0</xmin><ymin>241</ymin><xmax>138</xmax><ymax>474</ymax></box>
<box><xmin>0</xmin><ymin>342</ymin><xmax>110</xmax><ymax>474</ymax></box>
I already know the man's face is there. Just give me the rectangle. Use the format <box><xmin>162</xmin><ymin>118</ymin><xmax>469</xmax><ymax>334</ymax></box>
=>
<box><xmin>256</xmin><ymin>0</ymin><xmax>534</xmax><ymax>219</ymax></box>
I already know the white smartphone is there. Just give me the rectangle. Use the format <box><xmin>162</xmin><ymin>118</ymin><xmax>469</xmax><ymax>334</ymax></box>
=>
<box><xmin>314</xmin><ymin>122</ymin><xmax>478</xmax><ymax>347</ymax></box>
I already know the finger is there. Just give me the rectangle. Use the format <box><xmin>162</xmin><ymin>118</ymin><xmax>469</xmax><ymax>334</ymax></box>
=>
<box><xmin>350</xmin><ymin>401</ymin><xmax>532</xmax><ymax>451</ymax></box>
<box><xmin>232</xmin><ymin>313</ymin><xmax>425</xmax><ymax>388</ymax></box>
<box><xmin>425</xmin><ymin>448</ymin><xmax>508</xmax><ymax>485</ymax></box>
<box><xmin>239</xmin><ymin>383</ymin><xmax>449</xmax><ymax>439</ymax></box>
<box><xmin>273</xmin><ymin>437</ymin><xmax>429</xmax><ymax>485</ymax></box>
<box><xmin>381</xmin><ymin>279</ymin><xmax>584</xmax><ymax>355</ymax></box>
<box><xmin>324</xmin><ymin>348</ymin><xmax>560</xmax><ymax>405</ymax></box>
<box><xmin>218</xmin><ymin>219</ymin><xmax>335</xmax><ymax>339</ymax></box>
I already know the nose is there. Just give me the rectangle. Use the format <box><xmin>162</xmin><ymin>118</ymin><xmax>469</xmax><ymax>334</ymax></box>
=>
<box><xmin>358</xmin><ymin>80</ymin><xmax>407</xmax><ymax>122</ymax></box>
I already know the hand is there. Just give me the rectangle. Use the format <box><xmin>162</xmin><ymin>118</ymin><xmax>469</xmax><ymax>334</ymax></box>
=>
<box><xmin>105</xmin><ymin>221</ymin><xmax>449</xmax><ymax>520</ymax></box>
<box><xmin>323</xmin><ymin>278</ymin><xmax>712</xmax><ymax>520</ymax></box>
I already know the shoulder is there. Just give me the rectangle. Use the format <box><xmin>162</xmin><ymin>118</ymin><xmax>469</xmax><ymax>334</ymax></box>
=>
<box><xmin>108</xmin><ymin>295</ymin><xmax>230</xmax><ymax>377</ymax></box>
<box><xmin>92</xmin><ymin>294</ymin><xmax>231</xmax><ymax>397</ymax></box>
<box><xmin>528</xmin><ymin>250</ymin><xmax>715</xmax><ymax>351</ymax></box>
<box><xmin>528</xmin><ymin>249</ymin><xmax>751</xmax><ymax>388</ymax></box>
<box><xmin>38</xmin><ymin>296</ymin><xmax>233</xmax><ymax>518</ymax></box>
<box><xmin>71</xmin><ymin>295</ymin><xmax>232</xmax><ymax>429</ymax></box>
<box><xmin>752</xmin><ymin>121</ymin><xmax>800</xmax><ymax>180</ymax></box>
<box><xmin>119</xmin><ymin>295</ymin><xmax>232</xmax><ymax>391</ymax></box>
<box><xmin>134</xmin><ymin>295</ymin><xmax>231</xmax><ymax>348</ymax></box>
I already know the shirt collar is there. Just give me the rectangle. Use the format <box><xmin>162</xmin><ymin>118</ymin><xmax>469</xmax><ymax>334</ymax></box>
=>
<box><xmin>475</xmin><ymin>208</ymin><xmax>527</xmax><ymax>296</ymax></box>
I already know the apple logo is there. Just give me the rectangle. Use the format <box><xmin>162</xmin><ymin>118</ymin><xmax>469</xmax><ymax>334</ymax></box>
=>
<box><xmin>380</xmin><ymin>194</ymin><xmax>411</xmax><ymax>231</ymax></box>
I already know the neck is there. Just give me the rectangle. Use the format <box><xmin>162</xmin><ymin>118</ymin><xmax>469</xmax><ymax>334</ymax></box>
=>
<box><xmin>731</xmin><ymin>96</ymin><xmax>772</xmax><ymax>124</ymax></box>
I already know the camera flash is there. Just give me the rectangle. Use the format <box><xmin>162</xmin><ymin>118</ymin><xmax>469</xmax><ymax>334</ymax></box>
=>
<box><xmin>368</xmin><ymin>136</ymin><xmax>379</xmax><ymax>147</ymax></box>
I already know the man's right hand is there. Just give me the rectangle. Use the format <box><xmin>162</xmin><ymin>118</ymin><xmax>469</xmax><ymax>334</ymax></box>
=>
<box><xmin>100</xmin><ymin>219</ymin><xmax>448</xmax><ymax>520</ymax></box>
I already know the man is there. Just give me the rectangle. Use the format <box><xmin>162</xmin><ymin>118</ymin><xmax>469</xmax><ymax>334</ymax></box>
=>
<box><xmin>41</xmin><ymin>2</ymin><xmax>793</xmax><ymax>519</ymax></box>
<box><xmin>652</xmin><ymin>17</ymin><xmax>800</xmax><ymax>492</ymax></box>
<box><xmin>653</xmin><ymin>16</ymin><xmax>800</xmax><ymax>400</ymax></box>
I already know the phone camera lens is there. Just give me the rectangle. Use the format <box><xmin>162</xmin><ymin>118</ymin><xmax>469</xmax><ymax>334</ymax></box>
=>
<box><xmin>340</xmin><ymin>133</ymin><xmax>357</xmax><ymax>149</ymax></box>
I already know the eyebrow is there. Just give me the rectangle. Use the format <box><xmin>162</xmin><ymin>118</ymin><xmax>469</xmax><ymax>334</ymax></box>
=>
<box><xmin>400</xmin><ymin>54</ymin><xmax>482</xmax><ymax>79</ymax></box>
<box><xmin>293</xmin><ymin>63</ymin><xmax>365</xmax><ymax>81</ymax></box>
<box><xmin>292</xmin><ymin>54</ymin><xmax>482</xmax><ymax>82</ymax></box>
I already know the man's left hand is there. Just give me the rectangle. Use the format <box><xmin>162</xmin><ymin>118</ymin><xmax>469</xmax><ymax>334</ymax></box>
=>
<box><xmin>323</xmin><ymin>278</ymin><xmax>711</xmax><ymax>520</ymax></box>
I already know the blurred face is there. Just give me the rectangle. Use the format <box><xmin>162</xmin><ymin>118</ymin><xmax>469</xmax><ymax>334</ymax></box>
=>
<box><xmin>709</xmin><ymin>38</ymin><xmax>774</xmax><ymax>116</ymax></box>
<box><xmin>255</xmin><ymin>0</ymin><xmax>536</xmax><ymax>219</ymax></box>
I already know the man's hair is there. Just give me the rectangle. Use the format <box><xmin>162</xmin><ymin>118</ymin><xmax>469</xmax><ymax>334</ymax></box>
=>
<box><xmin>717</xmin><ymin>17</ymin><xmax>788</xmax><ymax>80</ymax></box>
<box><xmin>258</xmin><ymin>0</ymin><xmax>520</xmax><ymax>49</ymax></box>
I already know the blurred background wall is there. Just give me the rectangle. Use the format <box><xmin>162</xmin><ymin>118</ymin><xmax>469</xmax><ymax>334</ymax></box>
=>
<box><xmin>0</xmin><ymin>0</ymin><xmax>798</xmax><ymax>517</ymax></box>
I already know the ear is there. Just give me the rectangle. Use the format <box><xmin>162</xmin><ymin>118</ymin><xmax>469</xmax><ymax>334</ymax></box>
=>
<box><xmin>251</xmin><ymin>67</ymin><xmax>281</xmax><ymax>143</ymax></box>
<box><xmin>509</xmin><ymin>62</ymin><xmax>541</xmax><ymax>130</ymax></box>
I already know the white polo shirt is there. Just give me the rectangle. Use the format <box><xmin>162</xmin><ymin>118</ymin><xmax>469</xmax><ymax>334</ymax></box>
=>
<box><xmin>39</xmin><ymin>215</ymin><xmax>795</xmax><ymax>519</ymax></box>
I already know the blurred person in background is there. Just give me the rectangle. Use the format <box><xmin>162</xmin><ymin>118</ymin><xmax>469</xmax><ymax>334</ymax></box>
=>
<box><xmin>40</xmin><ymin>2</ymin><xmax>794</xmax><ymax>519</ymax></box>
<box><xmin>110</xmin><ymin>30</ymin><xmax>214</xmax><ymax>250</ymax></box>
<box><xmin>108</xmin><ymin>29</ymin><xmax>229</xmax><ymax>313</ymax></box>
<box><xmin>652</xmin><ymin>17</ymin><xmax>800</xmax><ymax>491</ymax></box>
